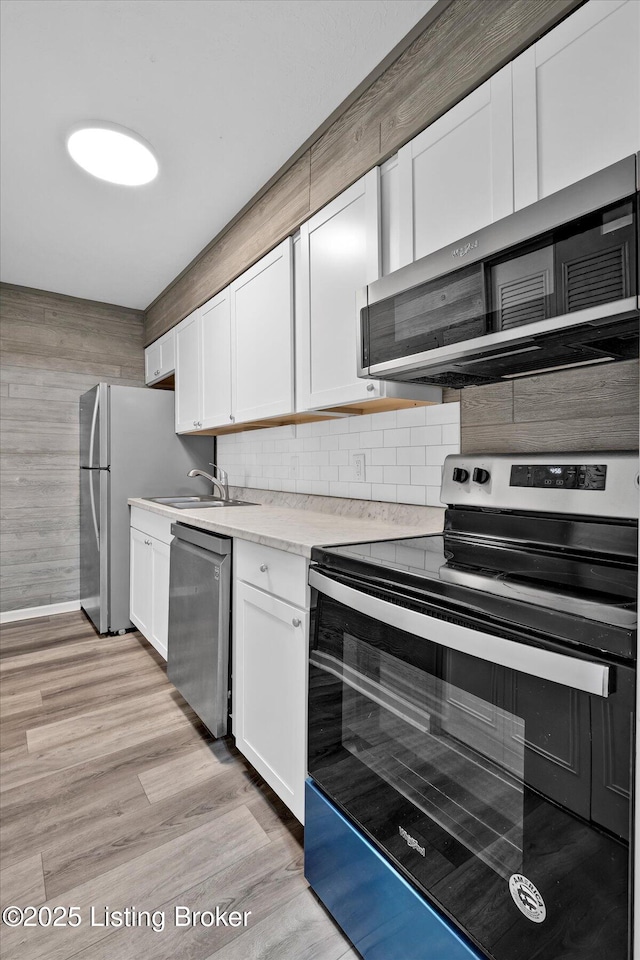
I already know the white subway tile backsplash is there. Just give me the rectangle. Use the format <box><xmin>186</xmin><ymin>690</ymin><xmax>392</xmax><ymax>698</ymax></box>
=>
<box><xmin>442</xmin><ymin>422</ymin><xmax>461</xmax><ymax>445</ymax></box>
<box><xmin>360</xmin><ymin>430</ymin><xmax>384</xmax><ymax>448</ymax></box>
<box><xmin>371</xmin><ymin>447</ymin><xmax>397</xmax><ymax>466</ymax></box>
<box><xmin>426</xmin><ymin>486</ymin><xmax>444</xmax><ymax>506</ymax></box>
<box><xmin>384</xmin><ymin>427</ymin><xmax>411</xmax><ymax>447</ymax></box>
<box><xmin>397</xmin><ymin>446</ymin><xmax>426</xmax><ymax>466</ymax></box>
<box><xmin>396</xmin><ymin>485</ymin><xmax>426</xmax><ymax>505</ymax></box>
<box><xmin>330</xmin><ymin>450</ymin><xmax>349</xmax><ymax>466</ymax></box>
<box><xmin>426</xmin><ymin>404</ymin><xmax>460</xmax><ymax>425</ymax></box>
<box><xmin>384</xmin><ymin>465</ymin><xmax>410</xmax><ymax>485</ymax></box>
<box><xmin>371</xmin><ymin>483</ymin><xmax>397</xmax><ymax>502</ymax></box>
<box><xmin>217</xmin><ymin>402</ymin><xmax>460</xmax><ymax>506</ymax></box>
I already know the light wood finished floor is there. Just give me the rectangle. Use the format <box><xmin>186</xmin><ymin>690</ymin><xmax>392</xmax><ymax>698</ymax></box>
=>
<box><xmin>0</xmin><ymin>612</ymin><xmax>359</xmax><ymax>960</ymax></box>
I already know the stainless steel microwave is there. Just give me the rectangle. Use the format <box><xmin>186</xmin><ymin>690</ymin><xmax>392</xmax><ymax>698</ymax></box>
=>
<box><xmin>359</xmin><ymin>154</ymin><xmax>639</xmax><ymax>389</ymax></box>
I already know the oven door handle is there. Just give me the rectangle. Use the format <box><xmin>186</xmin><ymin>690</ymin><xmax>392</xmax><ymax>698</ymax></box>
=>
<box><xmin>309</xmin><ymin>570</ymin><xmax>610</xmax><ymax>698</ymax></box>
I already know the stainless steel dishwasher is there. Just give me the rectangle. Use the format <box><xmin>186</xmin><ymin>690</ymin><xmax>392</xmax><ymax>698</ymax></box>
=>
<box><xmin>167</xmin><ymin>523</ymin><xmax>232</xmax><ymax>737</ymax></box>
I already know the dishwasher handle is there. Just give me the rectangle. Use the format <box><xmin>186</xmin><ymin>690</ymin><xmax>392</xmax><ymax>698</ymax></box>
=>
<box><xmin>171</xmin><ymin>522</ymin><xmax>232</xmax><ymax>555</ymax></box>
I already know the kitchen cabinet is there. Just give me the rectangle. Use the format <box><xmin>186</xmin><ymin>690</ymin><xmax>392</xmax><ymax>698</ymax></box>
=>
<box><xmin>201</xmin><ymin>288</ymin><xmax>233</xmax><ymax>428</ymax></box>
<box><xmin>174</xmin><ymin>308</ymin><xmax>201</xmax><ymax>433</ymax></box>
<box><xmin>512</xmin><ymin>0</ymin><xmax>640</xmax><ymax>210</ymax></box>
<box><xmin>231</xmin><ymin>238</ymin><xmax>294</xmax><ymax>424</ymax></box>
<box><xmin>233</xmin><ymin>539</ymin><xmax>308</xmax><ymax>822</ymax></box>
<box><xmin>129</xmin><ymin>507</ymin><xmax>172</xmax><ymax>660</ymax></box>
<box><xmin>174</xmin><ymin>289</ymin><xmax>233</xmax><ymax>433</ymax></box>
<box><xmin>145</xmin><ymin>329</ymin><xmax>175</xmax><ymax>385</ymax></box>
<box><xmin>380</xmin><ymin>154</ymin><xmax>401</xmax><ymax>277</ymax></box>
<box><xmin>396</xmin><ymin>63</ymin><xmax>513</xmax><ymax>265</ymax></box>
<box><xmin>296</xmin><ymin>170</ymin><xmax>384</xmax><ymax>410</ymax></box>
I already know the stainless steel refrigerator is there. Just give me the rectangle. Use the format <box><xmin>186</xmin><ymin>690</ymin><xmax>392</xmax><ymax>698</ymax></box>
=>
<box><xmin>80</xmin><ymin>383</ymin><xmax>213</xmax><ymax>635</ymax></box>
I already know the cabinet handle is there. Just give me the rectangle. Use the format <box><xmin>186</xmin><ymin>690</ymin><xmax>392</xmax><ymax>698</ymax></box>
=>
<box><xmin>229</xmin><ymin>414</ymin><xmax>235</xmax><ymax>421</ymax></box>
<box><xmin>154</xmin><ymin>369</ymin><xmax>161</xmax><ymax>376</ymax></box>
<box><xmin>144</xmin><ymin>539</ymin><xmax>151</xmax><ymax>545</ymax></box>
<box><xmin>292</xmin><ymin>618</ymin><xmax>301</xmax><ymax>627</ymax></box>
<box><xmin>259</xmin><ymin>563</ymin><xmax>268</xmax><ymax>572</ymax></box>
<box><xmin>366</xmin><ymin>383</ymin><xmax>375</xmax><ymax>392</ymax></box>
<box><xmin>193</xmin><ymin>420</ymin><xmax>198</xmax><ymax>426</ymax></box>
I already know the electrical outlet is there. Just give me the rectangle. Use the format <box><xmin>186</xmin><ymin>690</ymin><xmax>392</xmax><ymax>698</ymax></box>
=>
<box><xmin>290</xmin><ymin>456</ymin><xmax>299</xmax><ymax>479</ymax></box>
<box><xmin>352</xmin><ymin>453</ymin><xmax>366</xmax><ymax>482</ymax></box>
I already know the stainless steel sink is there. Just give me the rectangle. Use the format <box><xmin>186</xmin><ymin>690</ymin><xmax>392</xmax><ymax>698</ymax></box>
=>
<box><xmin>146</xmin><ymin>495</ymin><xmax>258</xmax><ymax>509</ymax></box>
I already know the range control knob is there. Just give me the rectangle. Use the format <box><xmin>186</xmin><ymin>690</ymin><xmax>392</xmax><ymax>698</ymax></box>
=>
<box><xmin>452</xmin><ymin>467</ymin><xmax>469</xmax><ymax>483</ymax></box>
<box><xmin>473</xmin><ymin>467</ymin><xmax>491</xmax><ymax>485</ymax></box>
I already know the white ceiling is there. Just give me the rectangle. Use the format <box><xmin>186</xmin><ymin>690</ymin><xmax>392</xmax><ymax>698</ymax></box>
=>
<box><xmin>0</xmin><ymin>0</ymin><xmax>437</xmax><ymax>310</ymax></box>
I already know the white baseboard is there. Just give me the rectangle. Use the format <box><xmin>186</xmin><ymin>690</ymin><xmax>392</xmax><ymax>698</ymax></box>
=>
<box><xmin>0</xmin><ymin>600</ymin><xmax>81</xmax><ymax>625</ymax></box>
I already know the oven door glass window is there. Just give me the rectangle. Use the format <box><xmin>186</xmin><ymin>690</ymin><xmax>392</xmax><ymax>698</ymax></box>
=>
<box><xmin>308</xmin><ymin>592</ymin><xmax>632</xmax><ymax>960</ymax></box>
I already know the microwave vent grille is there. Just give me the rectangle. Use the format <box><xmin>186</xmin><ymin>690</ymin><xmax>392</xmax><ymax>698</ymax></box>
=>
<box><xmin>498</xmin><ymin>272</ymin><xmax>548</xmax><ymax>330</ymax></box>
<box><xmin>564</xmin><ymin>246</ymin><xmax>626</xmax><ymax>313</ymax></box>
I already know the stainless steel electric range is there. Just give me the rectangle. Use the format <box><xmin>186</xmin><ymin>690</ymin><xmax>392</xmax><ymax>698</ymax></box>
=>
<box><xmin>305</xmin><ymin>452</ymin><xmax>638</xmax><ymax>960</ymax></box>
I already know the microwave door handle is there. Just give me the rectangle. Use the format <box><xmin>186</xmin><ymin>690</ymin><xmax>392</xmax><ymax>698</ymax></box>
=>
<box><xmin>309</xmin><ymin>570</ymin><xmax>610</xmax><ymax>698</ymax></box>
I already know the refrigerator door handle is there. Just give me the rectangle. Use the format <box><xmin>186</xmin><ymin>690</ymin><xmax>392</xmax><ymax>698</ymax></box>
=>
<box><xmin>89</xmin><ymin>386</ymin><xmax>100</xmax><ymax>468</ymax></box>
<box><xmin>89</xmin><ymin>466</ymin><xmax>100</xmax><ymax>551</ymax></box>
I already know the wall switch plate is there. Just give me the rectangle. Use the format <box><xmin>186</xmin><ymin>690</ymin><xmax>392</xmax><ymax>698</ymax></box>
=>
<box><xmin>290</xmin><ymin>456</ymin><xmax>299</xmax><ymax>479</ymax></box>
<box><xmin>352</xmin><ymin>453</ymin><xmax>366</xmax><ymax>481</ymax></box>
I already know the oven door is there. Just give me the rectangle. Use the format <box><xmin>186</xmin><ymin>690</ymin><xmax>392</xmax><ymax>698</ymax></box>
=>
<box><xmin>308</xmin><ymin>569</ymin><xmax>633</xmax><ymax>960</ymax></box>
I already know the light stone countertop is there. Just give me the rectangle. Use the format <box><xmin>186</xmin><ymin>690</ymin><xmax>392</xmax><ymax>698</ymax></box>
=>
<box><xmin>128</xmin><ymin>489</ymin><xmax>446</xmax><ymax>557</ymax></box>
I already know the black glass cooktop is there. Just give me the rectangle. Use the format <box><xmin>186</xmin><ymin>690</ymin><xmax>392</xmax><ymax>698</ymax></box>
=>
<box><xmin>311</xmin><ymin>510</ymin><xmax>638</xmax><ymax>661</ymax></box>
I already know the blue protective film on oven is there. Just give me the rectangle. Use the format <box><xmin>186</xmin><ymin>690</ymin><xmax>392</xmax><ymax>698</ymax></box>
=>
<box><xmin>304</xmin><ymin>778</ymin><xmax>483</xmax><ymax>960</ymax></box>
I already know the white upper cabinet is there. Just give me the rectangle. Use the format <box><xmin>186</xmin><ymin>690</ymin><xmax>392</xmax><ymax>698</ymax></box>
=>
<box><xmin>397</xmin><ymin>63</ymin><xmax>513</xmax><ymax>266</ymax></box>
<box><xmin>174</xmin><ymin>290</ymin><xmax>233</xmax><ymax>433</ymax></box>
<box><xmin>512</xmin><ymin>0</ymin><xmax>640</xmax><ymax>209</ymax></box>
<box><xmin>201</xmin><ymin>288</ymin><xmax>232</xmax><ymax>429</ymax></box>
<box><xmin>231</xmin><ymin>238</ymin><xmax>294</xmax><ymax>424</ymax></box>
<box><xmin>296</xmin><ymin>169</ymin><xmax>385</xmax><ymax>411</ymax></box>
<box><xmin>145</xmin><ymin>328</ymin><xmax>175</xmax><ymax>385</ymax></box>
<box><xmin>380</xmin><ymin>154</ymin><xmax>401</xmax><ymax>277</ymax></box>
<box><xmin>174</xmin><ymin>309</ymin><xmax>202</xmax><ymax>433</ymax></box>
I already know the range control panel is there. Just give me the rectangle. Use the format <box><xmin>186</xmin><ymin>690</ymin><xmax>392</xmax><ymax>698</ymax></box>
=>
<box><xmin>510</xmin><ymin>464</ymin><xmax>607</xmax><ymax>490</ymax></box>
<box><xmin>441</xmin><ymin>453</ymin><xmax>638</xmax><ymax>520</ymax></box>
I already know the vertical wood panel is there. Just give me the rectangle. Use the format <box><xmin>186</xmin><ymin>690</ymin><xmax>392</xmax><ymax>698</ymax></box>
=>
<box><xmin>0</xmin><ymin>284</ymin><xmax>145</xmax><ymax>615</ymax></box>
<box><xmin>144</xmin><ymin>0</ymin><xmax>583</xmax><ymax>344</ymax></box>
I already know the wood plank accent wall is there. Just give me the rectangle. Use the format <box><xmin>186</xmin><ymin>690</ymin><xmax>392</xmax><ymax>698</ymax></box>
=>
<box><xmin>145</xmin><ymin>0</ymin><xmax>583</xmax><ymax>344</ymax></box>
<box><xmin>0</xmin><ymin>284</ymin><xmax>145</xmax><ymax>614</ymax></box>
<box><xmin>459</xmin><ymin>360</ymin><xmax>639</xmax><ymax>453</ymax></box>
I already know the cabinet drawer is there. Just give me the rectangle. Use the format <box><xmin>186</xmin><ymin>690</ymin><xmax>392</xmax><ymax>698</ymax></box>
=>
<box><xmin>235</xmin><ymin>539</ymin><xmax>308</xmax><ymax>608</ymax></box>
<box><xmin>130</xmin><ymin>506</ymin><xmax>173</xmax><ymax>545</ymax></box>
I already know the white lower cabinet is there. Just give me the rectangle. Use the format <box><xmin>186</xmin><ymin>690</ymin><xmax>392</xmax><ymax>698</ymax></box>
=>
<box><xmin>129</xmin><ymin>508</ymin><xmax>173</xmax><ymax>660</ymax></box>
<box><xmin>233</xmin><ymin>540</ymin><xmax>309</xmax><ymax>822</ymax></box>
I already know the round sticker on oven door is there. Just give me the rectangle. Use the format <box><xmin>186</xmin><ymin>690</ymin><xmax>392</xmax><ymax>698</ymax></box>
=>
<box><xmin>509</xmin><ymin>874</ymin><xmax>546</xmax><ymax>923</ymax></box>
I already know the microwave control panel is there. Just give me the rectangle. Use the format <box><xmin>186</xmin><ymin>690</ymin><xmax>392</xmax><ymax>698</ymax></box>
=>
<box><xmin>510</xmin><ymin>464</ymin><xmax>607</xmax><ymax>490</ymax></box>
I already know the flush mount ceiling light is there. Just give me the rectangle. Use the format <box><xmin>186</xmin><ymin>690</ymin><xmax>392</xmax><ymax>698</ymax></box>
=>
<box><xmin>66</xmin><ymin>122</ymin><xmax>158</xmax><ymax>186</ymax></box>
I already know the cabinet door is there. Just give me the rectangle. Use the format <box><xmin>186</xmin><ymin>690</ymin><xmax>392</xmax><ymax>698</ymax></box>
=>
<box><xmin>397</xmin><ymin>64</ymin><xmax>513</xmax><ymax>264</ymax></box>
<box><xmin>129</xmin><ymin>527</ymin><xmax>152</xmax><ymax>639</ymax></box>
<box><xmin>296</xmin><ymin>170</ymin><xmax>383</xmax><ymax>411</ymax></box>
<box><xmin>158</xmin><ymin>329</ymin><xmax>175</xmax><ymax>376</ymax></box>
<box><xmin>231</xmin><ymin>238</ymin><xmax>294</xmax><ymax>423</ymax></box>
<box><xmin>201</xmin><ymin>288</ymin><xmax>233</xmax><ymax>430</ymax></box>
<box><xmin>513</xmin><ymin>0</ymin><xmax>640</xmax><ymax>209</ymax></box>
<box><xmin>150</xmin><ymin>538</ymin><xmax>170</xmax><ymax>660</ymax></box>
<box><xmin>174</xmin><ymin>309</ymin><xmax>202</xmax><ymax>433</ymax></box>
<box><xmin>144</xmin><ymin>341</ymin><xmax>162</xmax><ymax>384</ymax></box>
<box><xmin>233</xmin><ymin>581</ymin><xmax>307</xmax><ymax>822</ymax></box>
<box><xmin>380</xmin><ymin>154</ymin><xmax>401</xmax><ymax>277</ymax></box>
